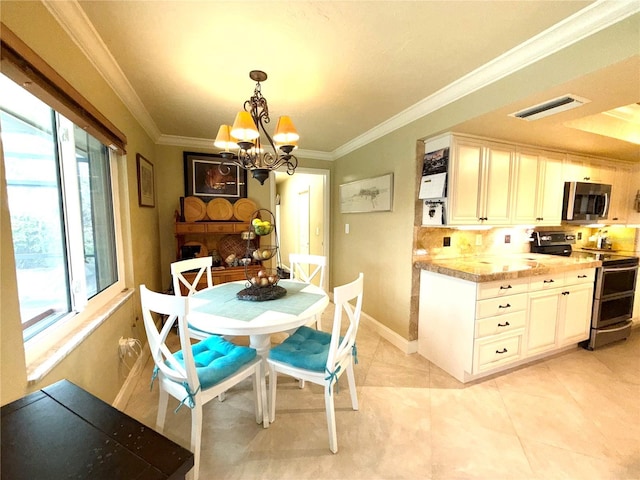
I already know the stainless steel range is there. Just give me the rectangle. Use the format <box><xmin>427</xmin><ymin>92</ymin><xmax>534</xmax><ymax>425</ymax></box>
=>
<box><xmin>530</xmin><ymin>231</ymin><xmax>638</xmax><ymax>350</ymax></box>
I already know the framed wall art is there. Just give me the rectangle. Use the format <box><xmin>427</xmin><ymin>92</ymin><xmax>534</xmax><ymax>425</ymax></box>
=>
<box><xmin>183</xmin><ymin>152</ymin><xmax>247</xmax><ymax>201</ymax></box>
<box><xmin>339</xmin><ymin>173</ymin><xmax>394</xmax><ymax>213</ymax></box>
<box><xmin>136</xmin><ymin>153</ymin><xmax>155</xmax><ymax>207</ymax></box>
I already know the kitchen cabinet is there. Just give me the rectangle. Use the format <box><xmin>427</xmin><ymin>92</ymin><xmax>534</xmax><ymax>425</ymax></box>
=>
<box><xmin>418</xmin><ymin>266</ymin><xmax>596</xmax><ymax>383</ymax></box>
<box><xmin>527</xmin><ymin>288</ymin><xmax>562</xmax><ymax>355</ymax></box>
<box><xmin>511</xmin><ymin>148</ymin><xmax>564</xmax><ymax>225</ymax></box>
<box><xmin>447</xmin><ymin>136</ymin><xmax>515</xmax><ymax>225</ymax></box>
<box><xmin>557</xmin><ymin>269</ymin><xmax>595</xmax><ymax>345</ymax></box>
<box><xmin>564</xmin><ymin>155</ymin><xmax>616</xmax><ymax>183</ymax></box>
<box><xmin>605</xmin><ymin>164</ymin><xmax>631</xmax><ymax>224</ymax></box>
<box><xmin>526</xmin><ymin>268</ymin><xmax>594</xmax><ymax>355</ymax></box>
<box><xmin>472</xmin><ymin>279</ymin><xmax>527</xmax><ymax>374</ymax></box>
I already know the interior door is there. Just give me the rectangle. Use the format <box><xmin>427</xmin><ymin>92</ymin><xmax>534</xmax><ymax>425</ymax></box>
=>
<box><xmin>298</xmin><ymin>188</ymin><xmax>310</xmax><ymax>255</ymax></box>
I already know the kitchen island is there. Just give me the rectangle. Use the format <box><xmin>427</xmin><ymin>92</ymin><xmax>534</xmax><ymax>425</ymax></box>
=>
<box><xmin>415</xmin><ymin>253</ymin><xmax>601</xmax><ymax>383</ymax></box>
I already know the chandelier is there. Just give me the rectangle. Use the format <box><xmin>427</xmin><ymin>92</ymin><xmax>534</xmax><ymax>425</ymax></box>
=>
<box><xmin>214</xmin><ymin>70</ymin><xmax>299</xmax><ymax>185</ymax></box>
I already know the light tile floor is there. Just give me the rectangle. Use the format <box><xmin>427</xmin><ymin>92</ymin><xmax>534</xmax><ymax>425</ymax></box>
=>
<box><xmin>122</xmin><ymin>304</ymin><xmax>640</xmax><ymax>479</ymax></box>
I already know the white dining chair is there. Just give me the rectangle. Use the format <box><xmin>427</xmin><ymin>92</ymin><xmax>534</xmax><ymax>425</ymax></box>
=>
<box><xmin>289</xmin><ymin>253</ymin><xmax>327</xmax><ymax>330</ymax></box>
<box><xmin>140</xmin><ymin>285</ymin><xmax>268</xmax><ymax>480</ymax></box>
<box><xmin>267</xmin><ymin>272</ymin><xmax>363</xmax><ymax>453</ymax></box>
<box><xmin>171</xmin><ymin>257</ymin><xmax>217</xmax><ymax>341</ymax></box>
<box><xmin>171</xmin><ymin>256</ymin><xmax>213</xmax><ymax>296</ymax></box>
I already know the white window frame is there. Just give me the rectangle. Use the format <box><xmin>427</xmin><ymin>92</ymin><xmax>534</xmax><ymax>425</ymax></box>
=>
<box><xmin>22</xmin><ymin>144</ymin><xmax>131</xmax><ymax>379</ymax></box>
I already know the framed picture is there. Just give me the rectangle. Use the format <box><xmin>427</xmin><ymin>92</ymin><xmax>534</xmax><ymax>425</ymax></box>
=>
<box><xmin>183</xmin><ymin>151</ymin><xmax>247</xmax><ymax>201</ymax></box>
<box><xmin>339</xmin><ymin>173</ymin><xmax>394</xmax><ymax>213</ymax></box>
<box><xmin>136</xmin><ymin>153</ymin><xmax>155</xmax><ymax>207</ymax></box>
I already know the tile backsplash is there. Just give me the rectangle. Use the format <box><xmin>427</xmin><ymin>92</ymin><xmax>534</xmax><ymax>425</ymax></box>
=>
<box><xmin>414</xmin><ymin>226</ymin><xmax>639</xmax><ymax>259</ymax></box>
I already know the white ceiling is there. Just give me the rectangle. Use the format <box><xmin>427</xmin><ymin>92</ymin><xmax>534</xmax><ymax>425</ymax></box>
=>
<box><xmin>46</xmin><ymin>1</ymin><xmax>639</xmax><ymax>162</ymax></box>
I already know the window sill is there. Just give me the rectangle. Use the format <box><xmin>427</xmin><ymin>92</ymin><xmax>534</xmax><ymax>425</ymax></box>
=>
<box><xmin>26</xmin><ymin>288</ymin><xmax>135</xmax><ymax>385</ymax></box>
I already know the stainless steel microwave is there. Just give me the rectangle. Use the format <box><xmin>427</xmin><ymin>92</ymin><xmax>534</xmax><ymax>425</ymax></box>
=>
<box><xmin>562</xmin><ymin>181</ymin><xmax>611</xmax><ymax>222</ymax></box>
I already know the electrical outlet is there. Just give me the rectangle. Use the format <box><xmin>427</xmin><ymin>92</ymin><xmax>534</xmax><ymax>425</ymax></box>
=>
<box><xmin>475</xmin><ymin>234</ymin><xmax>483</xmax><ymax>246</ymax></box>
<box><xmin>443</xmin><ymin>236</ymin><xmax>451</xmax><ymax>247</ymax></box>
<box><xmin>505</xmin><ymin>234</ymin><xmax>511</xmax><ymax>244</ymax></box>
<box><xmin>577</xmin><ymin>232</ymin><xmax>582</xmax><ymax>240</ymax></box>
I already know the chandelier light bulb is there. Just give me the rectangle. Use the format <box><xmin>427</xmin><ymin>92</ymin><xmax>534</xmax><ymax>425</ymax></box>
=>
<box><xmin>273</xmin><ymin>116</ymin><xmax>299</xmax><ymax>144</ymax></box>
<box><xmin>231</xmin><ymin>111</ymin><xmax>259</xmax><ymax>142</ymax></box>
<box><xmin>214</xmin><ymin>125</ymin><xmax>238</xmax><ymax>151</ymax></box>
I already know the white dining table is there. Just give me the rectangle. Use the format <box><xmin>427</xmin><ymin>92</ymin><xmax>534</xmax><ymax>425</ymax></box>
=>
<box><xmin>186</xmin><ymin>279</ymin><xmax>329</xmax><ymax>359</ymax></box>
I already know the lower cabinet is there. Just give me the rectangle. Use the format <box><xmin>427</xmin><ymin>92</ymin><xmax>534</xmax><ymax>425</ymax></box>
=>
<box><xmin>527</xmin><ymin>288</ymin><xmax>562</xmax><ymax>355</ymax></box>
<box><xmin>418</xmin><ymin>267</ymin><xmax>595</xmax><ymax>383</ymax></box>
<box><xmin>558</xmin><ymin>282</ymin><xmax>594</xmax><ymax>345</ymax></box>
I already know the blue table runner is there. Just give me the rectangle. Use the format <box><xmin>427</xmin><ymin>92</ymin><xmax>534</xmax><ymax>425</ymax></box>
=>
<box><xmin>190</xmin><ymin>280</ymin><xmax>324</xmax><ymax>322</ymax></box>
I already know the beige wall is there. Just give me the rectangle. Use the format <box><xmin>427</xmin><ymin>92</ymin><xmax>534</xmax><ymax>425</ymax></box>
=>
<box><xmin>1</xmin><ymin>2</ymin><xmax>157</xmax><ymax>405</ymax></box>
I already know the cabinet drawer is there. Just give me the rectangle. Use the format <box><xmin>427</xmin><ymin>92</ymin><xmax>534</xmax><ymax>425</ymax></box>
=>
<box><xmin>473</xmin><ymin>331</ymin><xmax>523</xmax><ymax>373</ymax></box>
<box><xmin>176</xmin><ymin>223</ymin><xmax>206</xmax><ymax>234</ymax></box>
<box><xmin>529</xmin><ymin>274</ymin><xmax>564</xmax><ymax>291</ymax></box>
<box><xmin>475</xmin><ymin>311</ymin><xmax>526</xmax><ymax>338</ymax></box>
<box><xmin>476</xmin><ymin>293</ymin><xmax>527</xmax><ymax>319</ymax></box>
<box><xmin>565</xmin><ymin>268</ymin><xmax>595</xmax><ymax>285</ymax></box>
<box><xmin>206</xmin><ymin>223</ymin><xmax>236</xmax><ymax>233</ymax></box>
<box><xmin>233</xmin><ymin>223</ymin><xmax>250</xmax><ymax>233</ymax></box>
<box><xmin>477</xmin><ymin>276</ymin><xmax>529</xmax><ymax>299</ymax></box>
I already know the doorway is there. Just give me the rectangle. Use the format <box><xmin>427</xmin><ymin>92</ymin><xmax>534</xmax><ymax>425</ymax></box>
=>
<box><xmin>270</xmin><ymin>168</ymin><xmax>330</xmax><ymax>291</ymax></box>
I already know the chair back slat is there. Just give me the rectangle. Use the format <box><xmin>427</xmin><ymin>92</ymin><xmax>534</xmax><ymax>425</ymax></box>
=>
<box><xmin>289</xmin><ymin>253</ymin><xmax>326</xmax><ymax>291</ymax></box>
<box><xmin>171</xmin><ymin>257</ymin><xmax>213</xmax><ymax>296</ymax></box>
<box><xmin>326</xmin><ymin>273</ymin><xmax>364</xmax><ymax>370</ymax></box>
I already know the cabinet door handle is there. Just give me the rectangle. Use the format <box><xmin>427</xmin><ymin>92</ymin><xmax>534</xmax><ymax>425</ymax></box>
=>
<box><xmin>578</xmin><ymin>275</ymin><xmax>587</xmax><ymax>279</ymax></box>
<box><xmin>584</xmin><ymin>176</ymin><xmax>591</xmax><ymax>181</ymax></box>
<box><xmin>495</xmin><ymin>348</ymin><xmax>508</xmax><ymax>354</ymax></box>
<box><xmin>499</xmin><ymin>285</ymin><xmax>512</xmax><ymax>290</ymax></box>
<box><xmin>543</xmin><ymin>279</ymin><xmax>555</xmax><ymax>283</ymax></box>
<box><xmin>497</xmin><ymin>321</ymin><xmax>510</xmax><ymax>327</ymax></box>
<box><xmin>498</xmin><ymin>303</ymin><xmax>511</xmax><ymax>309</ymax></box>
<box><xmin>562</xmin><ymin>291</ymin><xmax>570</xmax><ymax>295</ymax></box>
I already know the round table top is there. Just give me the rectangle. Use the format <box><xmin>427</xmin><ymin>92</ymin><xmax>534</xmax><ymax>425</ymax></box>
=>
<box><xmin>187</xmin><ymin>279</ymin><xmax>329</xmax><ymax>336</ymax></box>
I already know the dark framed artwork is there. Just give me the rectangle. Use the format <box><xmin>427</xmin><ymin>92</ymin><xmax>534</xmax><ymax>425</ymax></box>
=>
<box><xmin>136</xmin><ymin>153</ymin><xmax>155</xmax><ymax>207</ymax></box>
<box><xmin>183</xmin><ymin>152</ymin><xmax>247</xmax><ymax>201</ymax></box>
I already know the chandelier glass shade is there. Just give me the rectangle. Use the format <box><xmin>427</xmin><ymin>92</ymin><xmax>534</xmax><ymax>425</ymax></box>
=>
<box><xmin>214</xmin><ymin>70</ymin><xmax>299</xmax><ymax>185</ymax></box>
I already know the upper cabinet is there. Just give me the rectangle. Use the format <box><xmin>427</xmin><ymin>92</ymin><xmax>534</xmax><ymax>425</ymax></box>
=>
<box><xmin>512</xmin><ymin>148</ymin><xmax>565</xmax><ymax>226</ymax></box>
<box><xmin>564</xmin><ymin>155</ymin><xmax>615</xmax><ymax>184</ymax></box>
<box><xmin>608</xmin><ymin>164</ymin><xmax>632</xmax><ymax>224</ymax></box>
<box><xmin>422</xmin><ymin>133</ymin><xmax>636</xmax><ymax>227</ymax></box>
<box><xmin>448</xmin><ymin>136</ymin><xmax>515</xmax><ymax>226</ymax></box>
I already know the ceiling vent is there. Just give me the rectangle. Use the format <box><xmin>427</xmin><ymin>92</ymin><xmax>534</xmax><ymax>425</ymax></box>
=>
<box><xmin>509</xmin><ymin>94</ymin><xmax>591</xmax><ymax>121</ymax></box>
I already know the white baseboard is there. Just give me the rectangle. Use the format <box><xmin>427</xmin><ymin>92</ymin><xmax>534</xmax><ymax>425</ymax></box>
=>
<box><xmin>360</xmin><ymin>311</ymin><xmax>418</xmax><ymax>354</ymax></box>
<box><xmin>112</xmin><ymin>343</ymin><xmax>150</xmax><ymax>410</ymax></box>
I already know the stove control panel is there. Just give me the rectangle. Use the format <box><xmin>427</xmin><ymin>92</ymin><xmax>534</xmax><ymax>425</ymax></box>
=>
<box><xmin>531</xmin><ymin>231</ymin><xmax>576</xmax><ymax>247</ymax></box>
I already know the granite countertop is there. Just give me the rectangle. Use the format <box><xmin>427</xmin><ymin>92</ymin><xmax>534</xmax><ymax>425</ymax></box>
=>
<box><xmin>414</xmin><ymin>252</ymin><xmax>601</xmax><ymax>283</ymax></box>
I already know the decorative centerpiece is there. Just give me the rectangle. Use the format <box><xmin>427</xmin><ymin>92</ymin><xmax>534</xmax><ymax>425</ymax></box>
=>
<box><xmin>237</xmin><ymin>208</ymin><xmax>286</xmax><ymax>301</ymax></box>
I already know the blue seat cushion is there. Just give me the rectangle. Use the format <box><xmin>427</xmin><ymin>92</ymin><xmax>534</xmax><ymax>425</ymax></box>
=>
<box><xmin>269</xmin><ymin>326</ymin><xmax>332</xmax><ymax>372</ymax></box>
<box><xmin>172</xmin><ymin>335</ymin><xmax>256</xmax><ymax>390</ymax></box>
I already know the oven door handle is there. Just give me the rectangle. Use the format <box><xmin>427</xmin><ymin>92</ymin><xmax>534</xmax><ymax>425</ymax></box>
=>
<box><xmin>598</xmin><ymin>322</ymin><xmax>632</xmax><ymax>333</ymax></box>
<box><xmin>602</xmin><ymin>265</ymin><xmax>638</xmax><ymax>273</ymax></box>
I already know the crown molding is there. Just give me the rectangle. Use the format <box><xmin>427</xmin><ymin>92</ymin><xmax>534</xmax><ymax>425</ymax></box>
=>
<box><xmin>42</xmin><ymin>0</ymin><xmax>161</xmax><ymax>142</ymax></box>
<box><xmin>156</xmin><ymin>135</ymin><xmax>333</xmax><ymax>161</ymax></box>
<box><xmin>332</xmin><ymin>0</ymin><xmax>640</xmax><ymax>159</ymax></box>
<box><xmin>44</xmin><ymin>0</ymin><xmax>638</xmax><ymax>160</ymax></box>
